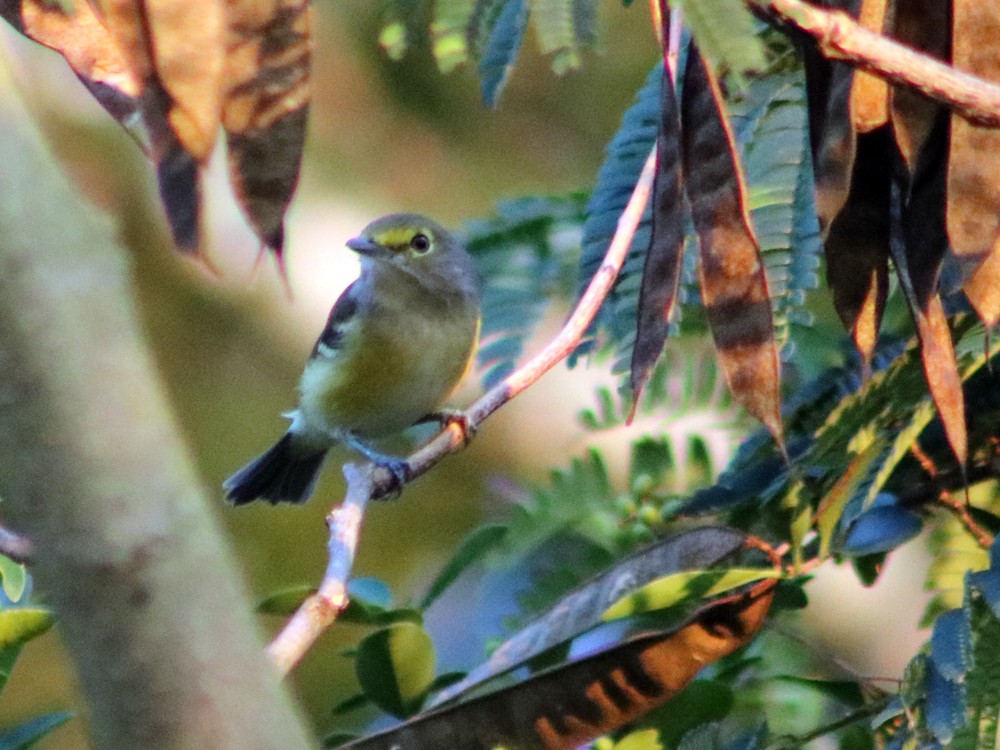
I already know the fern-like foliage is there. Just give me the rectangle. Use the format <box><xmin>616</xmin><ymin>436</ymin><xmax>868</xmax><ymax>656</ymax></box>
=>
<box><xmin>527</xmin><ymin>0</ymin><xmax>598</xmax><ymax>74</ymax></box>
<box><xmin>889</xmin><ymin>548</ymin><xmax>1000</xmax><ymax>748</ymax></box>
<box><xmin>734</xmin><ymin>72</ymin><xmax>821</xmax><ymax>351</ymax></box>
<box><xmin>431</xmin><ymin>0</ymin><xmax>476</xmax><ymax>72</ymax></box>
<box><xmin>462</xmin><ymin>194</ymin><xmax>588</xmax><ymax>389</ymax></box>
<box><xmin>475</xmin><ymin>0</ymin><xmax>529</xmax><ymax>106</ymax></box>
<box><xmin>684</xmin><ymin>320</ymin><xmax>998</xmax><ymax>562</ymax></box>
<box><xmin>380</xmin><ymin>0</ymin><xmax>767</xmax><ymax>107</ymax></box>
<box><xmin>577</xmin><ymin>58</ymin><xmax>820</xmax><ymax>375</ymax></box>
<box><xmin>379</xmin><ymin>0</ymin><xmax>601</xmax><ymax>104</ymax></box>
<box><xmin>674</xmin><ymin>0</ymin><xmax>765</xmax><ymax>82</ymax></box>
<box><xmin>577</xmin><ymin>61</ymin><xmax>662</xmax><ymax>363</ymax></box>
<box><xmin>580</xmin><ymin>342</ymin><xmax>746</xmax><ymax>490</ymax></box>
<box><xmin>923</xmin><ymin>516</ymin><xmax>991</xmax><ymax>625</ymax></box>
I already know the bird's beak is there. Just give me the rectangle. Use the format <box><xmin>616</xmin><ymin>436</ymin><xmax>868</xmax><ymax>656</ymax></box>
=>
<box><xmin>345</xmin><ymin>236</ymin><xmax>385</xmax><ymax>258</ymax></box>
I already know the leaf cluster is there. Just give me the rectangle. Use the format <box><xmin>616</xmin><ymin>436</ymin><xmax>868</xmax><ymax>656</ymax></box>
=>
<box><xmin>0</xmin><ymin>555</ymin><xmax>68</xmax><ymax>749</ymax></box>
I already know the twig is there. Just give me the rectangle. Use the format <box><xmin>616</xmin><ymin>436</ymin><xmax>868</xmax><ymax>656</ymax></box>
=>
<box><xmin>909</xmin><ymin>442</ymin><xmax>994</xmax><ymax>549</ymax></box>
<box><xmin>267</xmin><ymin>148</ymin><xmax>659</xmax><ymax>673</ymax></box>
<box><xmin>765</xmin><ymin>694</ymin><xmax>895</xmax><ymax>749</ymax></box>
<box><xmin>0</xmin><ymin>523</ymin><xmax>33</xmax><ymax>565</ymax></box>
<box><xmin>756</xmin><ymin>0</ymin><xmax>1000</xmax><ymax>126</ymax></box>
<box><xmin>267</xmin><ymin>464</ymin><xmax>370</xmax><ymax>675</ymax></box>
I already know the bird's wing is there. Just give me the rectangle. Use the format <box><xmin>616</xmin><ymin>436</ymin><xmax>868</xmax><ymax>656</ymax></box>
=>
<box><xmin>309</xmin><ymin>280</ymin><xmax>361</xmax><ymax>359</ymax></box>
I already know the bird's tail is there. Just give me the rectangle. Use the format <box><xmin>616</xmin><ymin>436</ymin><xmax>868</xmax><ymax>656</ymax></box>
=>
<box><xmin>224</xmin><ymin>433</ymin><xmax>327</xmax><ymax>505</ymax></box>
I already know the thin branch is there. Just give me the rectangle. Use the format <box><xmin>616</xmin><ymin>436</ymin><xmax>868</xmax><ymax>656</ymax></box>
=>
<box><xmin>909</xmin><ymin>441</ymin><xmax>994</xmax><ymax>549</ymax></box>
<box><xmin>756</xmin><ymin>0</ymin><xmax>1000</xmax><ymax>126</ymax></box>
<box><xmin>267</xmin><ymin>148</ymin><xmax>660</xmax><ymax>672</ymax></box>
<box><xmin>267</xmin><ymin>464</ymin><xmax>370</xmax><ymax>675</ymax></box>
<box><xmin>765</xmin><ymin>695</ymin><xmax>894</xmax><ymax>750</ymax></box>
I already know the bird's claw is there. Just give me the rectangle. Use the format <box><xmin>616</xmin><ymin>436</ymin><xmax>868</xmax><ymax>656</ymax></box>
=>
<box><xmin>420</xmin><ymin>409</ymin><xmax>476</xmax><ymax>446</ymax></box>
<box><xmin>375</xmin><ymin>456</ymin><xmax>412</xmax><ymax>498</ymax></box>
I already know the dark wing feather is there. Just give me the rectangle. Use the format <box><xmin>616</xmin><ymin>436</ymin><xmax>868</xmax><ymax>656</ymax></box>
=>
<box><xmin>310</xmin><ymin>280</ymin><xmax>361</xmax><ymax>358</ymax></box>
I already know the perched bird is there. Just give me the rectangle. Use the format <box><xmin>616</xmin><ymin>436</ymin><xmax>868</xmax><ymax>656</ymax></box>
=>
<box><xmin>224</xmin><ymin>213</ymin><xmax>481</xmax><ymax>505</ymax></box>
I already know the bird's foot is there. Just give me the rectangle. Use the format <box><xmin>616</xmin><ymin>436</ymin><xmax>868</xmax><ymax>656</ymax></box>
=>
<box><xmin>374</xmin><ymin>456</ymin><xmax>412</xmax><ymax>498</ymax></box>
<box><xmin>344</xmin><ymin>434</ymin><xmax>411</xmax><ymax>499</ymax></box>
<box><xmin>418</xmin><ymin>409</ymin><xmax>476</xmax><ymax>446</ymax></box>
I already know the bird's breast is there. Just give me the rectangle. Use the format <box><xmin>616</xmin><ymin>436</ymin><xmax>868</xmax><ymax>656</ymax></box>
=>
<box><xmin>298</xmin><ymin>299</ymin><xmax>478</xmax><ymax>439</ymax></box>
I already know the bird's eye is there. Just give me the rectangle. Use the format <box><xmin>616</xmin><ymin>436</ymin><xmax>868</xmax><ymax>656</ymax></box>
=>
<box><xmin>410</xmin><ymin>233</ymin><xmax>431</xmax><ymax>253</ymax></box>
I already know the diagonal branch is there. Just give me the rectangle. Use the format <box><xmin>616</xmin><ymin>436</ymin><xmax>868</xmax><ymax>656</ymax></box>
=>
<box><xmin>267</xmin><ymin>464</ymin><xmax>370</xmax><ymax>674</ymax></box>
<box><xmin>756</xmin><ymin>0</ymin><xmax>1000</xmax><ymax>126</ymax></box>
<box><xmin>267</xmin><ymin>146</ymin><xmax>660</xmax><ymax>675</ymax></box>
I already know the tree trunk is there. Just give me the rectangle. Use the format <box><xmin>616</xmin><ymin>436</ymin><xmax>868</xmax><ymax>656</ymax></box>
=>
<box><xmin>0</xmin><ymin>64</ymin><xmax>315</xmax><ymax>750</ymax></box>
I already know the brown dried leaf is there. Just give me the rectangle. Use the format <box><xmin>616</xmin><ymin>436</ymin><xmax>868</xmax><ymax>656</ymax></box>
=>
<box><xmin>93</xmin><ymin>0</ymin><xmax>224</xmax><ymax>162</ymax></box>
<box><xmin>3</xmin><ymin>0</ymin><xmax>139</xmax><ymax>95</ymax></box>
<box><xmin>343</xmin><ymin>576</ymin><xmax>775</xmax><ymax>749</ymax></box>
<box><xmin>914</xmin><ymin>296</ymin><xmax>967</xmax><ymax>468</ymax></box>
<box><xmin>850</xmin><ymin>0</ymin><xmax>890</xmax><ymax>132</ymax></box>
<box><xmin>680</xmin><ymin>47</ymin><xmax>784</xmax><ymax>452</ymax></box>
<box><xmin>1</xmin><ymin>0</ymin><xmax>142</xmax><ymax>129</ymax></box>
<box><xmin>146</xmin><ymin>0</ymin><xmax>225</xmax><ymax>161</ymax></box>
<box><xmin>891</xmin><ymin>138</ymin><xmax>968</xmax><ymax>469</ymax></box>
<box><xmin>144</xmin><ymin>87</ymin><xmax>203</xmax><ymax>253</ymax></box>
<box><xmin>948</xmin><ymin>1</ymin><xmax>1000</xmax><ymax>287</ymax></box>
<box><xmin>223</xmin><ymin>0</ymin><xmax>312</xmax><ymax>253</ymax></box>
<box><xmin>802</xmin><ymin>0</ymin><xmax>891</xmax><ymax>371</ymax></box>
<box><xmin>824</xmin><ymin>131</ymin><xmax>891</xmax><ymax>372</ymax></box>
<box><xmin>964</xmin><ymin>240</ymin><xmax>1000</xmax><ymax>330</ymax></box>
<box><xmin>89</xmin><ymin>0</ymin><xmax>153</xmax><ymax>81</ymax></box>
<box><xmin>887</xmin><ymin>0</ymin><xmax>948</xmax><ymax>173</ymax></box>
<box><xmin>802</xmin><ymin>0</ymin><xmax>859</xmax><ymax>226</ymax></box>
<box><xmin>630</xmin><ymin>63</ymin><xmax>684</xmax><ymax>418</ymax></box>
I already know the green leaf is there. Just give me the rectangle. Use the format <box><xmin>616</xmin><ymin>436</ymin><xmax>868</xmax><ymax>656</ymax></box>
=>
<box><xmin>475</xmin><ymin>0</ymin><xmax>529</xmax><ymax>106</ymax></box>
<box><xmin>348</xmin><ymin>577</ymin><xmax>392</xmax><ymax>610</ymax></box>
<box><xmin>645</xmin><ymin>680</ymin><xmax>733</xmax><ymax>748</ymax></box>
<box><xmin>771</xmin><ymin>675</ymin><xmax>865</xmax><ymax>706</ymax></box>
<box><xmin>322</xmin><ymin>730</ymin><xmax>359</xmax><ymax>748</ymax></box>
<box><xmin>465</xmin><ymin>194</ymin><xmax>588</xmax><ymax>388</ymax></box>
<box><xmin>0</xmin><ymin>712</ymin><xmax>72</xmax><ymax>750</ymax></box>
<box><xmin>0</xmin><ymin>557</ymin><xmax>26</xmax><ymax>604</ymax></box>
<box><xmin>256</xmin><ymin>585</ymin><xmax>314</xmax><ymax>615</ymax></box>
<box><xmin>674</xmin><ymin>0</ymin><xmax>766</xmax><ymax>83</ymax></box>
<box><xmin>614</xmin><ymin>728</ymin><xmax>664</xmax><ymax>750</ymax></box>
<box><xmin>0</xmin><ymin>609</ymin><xmax>53</xmax><ymax>649</ymax></box>
<box><xmin>602</xmin><ymin>567</ymin><xmax>779</xmax><ymax>621</ymax></box>
<box><xmin>378</xmin><ymin>0</ymin><xmax>427</xmax><ymax>61</ymax></box>
<box><xmin>355</xmin><ymin>623</ymin><xmax>436</xmax><ymax>718</ymax></box>
<box><xmin>253</xmin><ymin>577</ymin><xmax>395</xmax><ymax>623</ymax></box>
<box><xmin>814</xmin><ymin>440</ymin><xmax>885</xmax><ymax>560</ymax></box>
<box><xmin>837</xmin><ymin>725</ymin><xmax>874</xmax><ymax>750</ymax></box>
<box><xmin>0</xmin><ymin>646</ymin><xmax>21</xmax><ymax>698</ymax></box>
<box><xmin>529</xmin><ymin>0</ymin><xmax>581</xmax><ymax>73</ymax></box>
<box><xmin>420</xmin><ymin>523</ymin><xmax>508</xmax><ymax>610</ymax></box>
<box><xmin>431</xmin><ymin>0</ymin><xmax>475</xmax><ymax>72</ymax></box>
<box><xmin>330</xmin><ymin>692</ymin><xmax>369</xmax><ymax>716</ymax></box>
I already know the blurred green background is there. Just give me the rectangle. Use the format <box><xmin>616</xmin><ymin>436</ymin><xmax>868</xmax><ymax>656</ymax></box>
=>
<box><xmin>0</xmin><ymin>2</ymin><xmax>932</xmax><ymax>747</ymax></box>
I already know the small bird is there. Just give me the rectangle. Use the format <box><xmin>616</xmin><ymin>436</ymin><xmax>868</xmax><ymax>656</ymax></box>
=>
<box><xmin>224</xmin><ymin>213</ymin><xmax>481</xmax><ymax>505</ymax></box>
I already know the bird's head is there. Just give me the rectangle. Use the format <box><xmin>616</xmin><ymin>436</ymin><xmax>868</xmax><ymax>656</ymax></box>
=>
<box><xmin>346</xmin><ymin>213</ymin><xmax>477</xmax><ymax>299</ymax></box>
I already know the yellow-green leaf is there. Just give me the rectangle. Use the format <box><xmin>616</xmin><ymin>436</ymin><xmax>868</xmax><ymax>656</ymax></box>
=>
<box><xmin>602</xmin><ymin>567</ymin><xmax>780</xmax><ymax>622</ymax></box>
